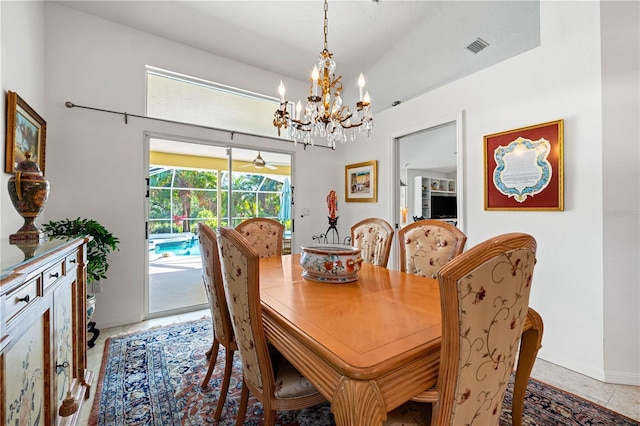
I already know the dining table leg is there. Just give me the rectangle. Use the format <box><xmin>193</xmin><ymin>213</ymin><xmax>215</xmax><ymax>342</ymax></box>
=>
<box><xmin>331</xmin><ymin>376</ymin><xmax>387</xmax><ymax>426</ymax></box>
<box><xmin>512</xmin><ymin>308</ymin><xmax>544</xmax><ymax>426</ymax></box>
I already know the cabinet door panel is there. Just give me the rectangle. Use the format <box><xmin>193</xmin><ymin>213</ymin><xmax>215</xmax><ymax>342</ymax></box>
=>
<box><xmin>3</xmin><ymin>310</ymin><xmax>51</xmax><ymax>426</ymax></box>
<box><xmin>54</xmin><ymin>282</ymin><xmax>74</xmax><ymax>417</ymax></box>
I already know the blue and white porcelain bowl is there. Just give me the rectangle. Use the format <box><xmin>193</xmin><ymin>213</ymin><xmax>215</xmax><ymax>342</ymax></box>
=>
<box><xmin>299</xmin><ymin>245</ymin><xmax>363</xmax><ymax>283</ymax></box>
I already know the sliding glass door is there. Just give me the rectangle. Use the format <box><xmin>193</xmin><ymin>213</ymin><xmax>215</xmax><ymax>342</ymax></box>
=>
<box><xmin>146</xmin><ymin>138</ymin><xmax>292</xmax><ymax>316</ymax></box>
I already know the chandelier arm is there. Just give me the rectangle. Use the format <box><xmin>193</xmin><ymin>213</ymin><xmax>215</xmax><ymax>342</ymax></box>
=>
<box><xmin>335</xmin><ymin>107</ymin><xmax>356</xmax><ymax>124</ymax></box>
<box><xmin>328</xmin><ymin>75</ymin><xmax>342</xmax><ymax>93</ymax></box>
<box><xmin>340</xmin><ymin>122</ymin><xmax>364</xmax><ymax>129</ymax></box>
<box><xmin>291</xmin><ymin>119</ymin><xmax>312</xmax><ymax>128</ymax></box>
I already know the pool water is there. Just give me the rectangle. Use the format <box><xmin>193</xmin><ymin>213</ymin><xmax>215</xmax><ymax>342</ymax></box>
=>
<box><xmin>150</xmin><ymin>235</ymin><xmax>200</xmax><ymax>257</ymax></box>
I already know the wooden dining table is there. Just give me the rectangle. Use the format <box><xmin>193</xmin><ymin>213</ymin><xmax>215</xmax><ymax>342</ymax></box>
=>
<box><xmin>259</xmin><ymin>254</ymin><xmax>543</xmax><ymax>426</ymax></box>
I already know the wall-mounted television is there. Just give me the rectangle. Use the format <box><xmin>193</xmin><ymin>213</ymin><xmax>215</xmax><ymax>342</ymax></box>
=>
<box><xmin>430</xmin><ymin>195</ymin><xmax>457</xmax><ymax>219</ymax></box>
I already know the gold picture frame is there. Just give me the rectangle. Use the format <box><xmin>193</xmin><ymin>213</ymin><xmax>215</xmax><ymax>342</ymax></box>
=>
<box><xmin>5</xmin><ymin>91</ymin><xmax>47</xmax><ymax>174</ymax></box>
<box><xmin>484</xmin><ymin>119</ymin><xmax>564</xmax><ymax>211</ymax></box>
<box><xmin>345</xmin><ymin>160</ymin><xmax>377</xmax><ymax>202</ymax></box>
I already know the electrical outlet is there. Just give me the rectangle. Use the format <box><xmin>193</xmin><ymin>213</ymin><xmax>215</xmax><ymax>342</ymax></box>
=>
<box><xmin>92</xmin><ymin>280</ymin><xmax>103</xmax><ymax>293</ymax></box>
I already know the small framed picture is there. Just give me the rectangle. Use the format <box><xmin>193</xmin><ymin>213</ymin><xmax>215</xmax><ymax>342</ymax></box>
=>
<box><xmin>5</xmin><ymin>91</ymin><xmax>47</xmax><ymax>174</ymax></box>
<box><xmin>484</xmin><ymin>119</ymin><xmax>564</xmax><ymax>211</ymax></box>
<box><xmin>345</xmin><ymin>160</ymin><xmax>377</xmax><ymax>202</ymax></box>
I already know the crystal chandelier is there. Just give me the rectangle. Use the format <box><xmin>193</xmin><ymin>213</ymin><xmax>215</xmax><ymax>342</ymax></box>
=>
<box><xmin>273</xmin><ymin>0</ymin><xmax>373</xmax><ymax>149</ymax></box>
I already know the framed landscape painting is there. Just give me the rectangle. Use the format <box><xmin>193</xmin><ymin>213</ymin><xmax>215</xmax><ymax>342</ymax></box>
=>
<box><xmin>5</xmin><ymin>91</ymin><xmax>47</xmax><ymax>174</ymax></box>
<box><xmin>345</xmin><ymin>160</ymin><xmax>377</xmax><ymax>202</ymax></box>
<box><xmin>484</xmin><ymin>119</ymin><xmax>564</xmax><ymax>211</ymax></box>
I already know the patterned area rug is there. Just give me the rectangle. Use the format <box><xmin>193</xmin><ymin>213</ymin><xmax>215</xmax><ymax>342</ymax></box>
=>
<box><xmin>90</xmin><ymin>319</ymin><xmax>639</xmax><ymax>426</ymax></box>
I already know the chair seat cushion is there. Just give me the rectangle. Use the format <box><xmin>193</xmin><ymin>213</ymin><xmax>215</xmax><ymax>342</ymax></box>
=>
<box><xmin>273</xmin><ymin>357</ymin><xmax>319</xmax><ymax>399</ymax></box>
<box><xmin>384</xmin><ymin>401</ymin><xmax>431</xmax><ymax>426</ymax></box>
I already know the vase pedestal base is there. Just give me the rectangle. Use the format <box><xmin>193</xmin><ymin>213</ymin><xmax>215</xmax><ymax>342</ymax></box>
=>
<box><xmin>10</xmin><ymin>218</ymin><xmax>46</xmax><ymax>243</ymax></box>
<box><xmin>10</xmin><ymin>231</ymin><xmax>46</xmax><ymax>243</ymax></box>
<box><xmin>10</xmin><ymin>237</ymin><xmax>45</xmax><ymax>260</ymax></box>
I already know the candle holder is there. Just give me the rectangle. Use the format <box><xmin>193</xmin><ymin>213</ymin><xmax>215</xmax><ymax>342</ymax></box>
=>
<box><xmin>311</xmin><ymin>216</ymin><xmax>342</xmax><ymax>245</ymax></box>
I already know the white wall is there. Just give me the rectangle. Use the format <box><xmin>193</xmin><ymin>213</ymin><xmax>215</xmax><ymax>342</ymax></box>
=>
<box><xmin>1</xmin><ymin>1</ymin><xmax>46</xmax><ymax>239</ymax></box>
<box><xmin>338</xmin><ymin>1</ymin><xmax>639</xmax><ymax>384</ymax></box>
<box><xmin>600</xmin><ymin>1</ymin><xmax>640</xmax><ymax>385</ymax></box>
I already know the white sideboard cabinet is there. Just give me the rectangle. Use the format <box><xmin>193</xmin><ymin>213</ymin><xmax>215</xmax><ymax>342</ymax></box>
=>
<box><xmin>0</xmin><ymin>237</ymin><xmax>93</xmax><ymax>425</ymax></box>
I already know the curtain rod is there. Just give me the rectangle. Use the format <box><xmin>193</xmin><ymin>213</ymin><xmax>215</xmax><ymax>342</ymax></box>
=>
<box><xmin>64</xmin><ymin>101</ymin><xmax>333</xmax><ymax>150</ymax></box>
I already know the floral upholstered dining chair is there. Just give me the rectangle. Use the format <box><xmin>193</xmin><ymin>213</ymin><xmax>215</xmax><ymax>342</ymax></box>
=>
<box><xmin>196</xmin><ymin>223</ymin><xmax>237</xmax><ymax>420</ymax></box>
<box><xmin>235</xmin><ymin>217</ymin><xmax>284</xmax><ymax>258</ymax></box>
<box><xmin>398</xmin><ymin>219</ymin><xmax>467</xmax><ymax>278</ymax></box>
<box><xmin>350</xmin><ymin>217</ymin><xmax>394</xmax><ymax>268</ymax></box>
<box><xmin>386</xmin><ymin>233</ymin><xmax>539</xmax><ymax>426</ymax></box>
<box><xmin>216</xmin><ymin>227</ymin><xmax>326</xmax><ymax>426</ymax></box>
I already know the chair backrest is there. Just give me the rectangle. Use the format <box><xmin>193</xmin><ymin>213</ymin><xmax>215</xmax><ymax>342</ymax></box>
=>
<box><xmin>436</xmin><ymin>233</ymin><xmax>537</xmax><ymax>426</ymax></box>
<box><xmin>235</xmin><ymin>217</ymin><xmax>284</xmax><ymax>258</ymax></box>
<box><xmin>196</xmin><ymin>223</ymin><xmax>234</xmax><ymax>347</ymax></box>
<box><xmin>350</xmin><ymin>217</ymin><xmax>394</xmax><ymax>267</ymax></box>
<box><xmin>216</xmin><ymin>226</ymin><xmax>275</xmax><ymax>401</ymax></box>
<box><xmin>398</xmin><ymin>219</ymin><xmax>467</xmax><ymax>278</ymax></box>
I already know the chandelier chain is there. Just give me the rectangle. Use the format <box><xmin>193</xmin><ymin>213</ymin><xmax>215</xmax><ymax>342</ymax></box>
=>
<box><xmin>323</xmin><ymin>0</ymin><xmax>329</xmax><ymax>51</ymax></box>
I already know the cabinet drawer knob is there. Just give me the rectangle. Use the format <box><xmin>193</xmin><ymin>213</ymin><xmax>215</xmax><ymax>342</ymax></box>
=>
<box><xmin>69</xmin><ymin>259</ymin><xmax>76</xmax><ymax>264</ymax></box>
<box><xmin>17</xmin><ymin>294</ymin><xmax>30</xmax><ymax>304</ymax></box>
<box><xmin>49</xmin><ymin>272</ymin><xmax>60</xmax><ymax>278</ymax></box>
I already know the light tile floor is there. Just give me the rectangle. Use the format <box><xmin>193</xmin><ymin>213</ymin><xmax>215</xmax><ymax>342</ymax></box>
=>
<box><xmin>78</xmin><ymin>309</ymin><xmax>640</xmax><ymax>425</ymax></box>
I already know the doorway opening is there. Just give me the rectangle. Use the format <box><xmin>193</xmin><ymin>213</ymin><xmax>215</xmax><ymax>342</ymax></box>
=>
<box><xmin>391</xmin><ymin>111</ymin><xmax>464</xmax><ymax>268</ymax></box>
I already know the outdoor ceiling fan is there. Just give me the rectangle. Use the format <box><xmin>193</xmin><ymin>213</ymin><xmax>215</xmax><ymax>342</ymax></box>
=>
<box><xmin>241</xmin><ymin>152</ymin><xmax>278</xmax><ymax>170</ymax></box>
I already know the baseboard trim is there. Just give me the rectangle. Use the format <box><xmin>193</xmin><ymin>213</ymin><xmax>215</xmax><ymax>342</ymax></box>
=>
<box><xmin>604</xmin><ymin>370</ymin><xmax>640</xmax><ymax>386</ymax></box>
<box><xmin>95</xmin><ymin>314</ymin><xmax>144</xmax><ymax>330</ymax></box>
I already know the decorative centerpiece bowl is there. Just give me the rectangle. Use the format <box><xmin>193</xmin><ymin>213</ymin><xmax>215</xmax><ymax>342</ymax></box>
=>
<box><xmin>300</xmin><ymin>244</ymin><xmax>363</xmax><ymax>283</ymax></box>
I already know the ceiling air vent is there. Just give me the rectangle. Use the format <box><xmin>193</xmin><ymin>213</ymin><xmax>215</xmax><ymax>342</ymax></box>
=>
<box><xmin>466</xmin><ymin>38</ymin><xmax>489</xmax><ymax>54</ymax></box>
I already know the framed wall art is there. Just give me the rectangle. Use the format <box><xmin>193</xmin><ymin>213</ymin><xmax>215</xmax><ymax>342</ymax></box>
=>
<box><xmin>345</xmin><ymin>160</ymin><xmax>377</xmax><ymax>202</ymax></box>
<box><xmin>5</xmin><ymin>91</ymin><xmax>47</xmax><ymax>174</ymax></box>
<box><xmin>484</xmin><ymin>119</ymin><xmax>564</xmax><ymax>211</ymax></box>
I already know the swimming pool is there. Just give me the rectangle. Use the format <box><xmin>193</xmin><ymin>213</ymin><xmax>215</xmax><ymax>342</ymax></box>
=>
<box><xmin>149</xmin><ymin>234</ymin><xmax>200</xmax><ymax>257</ymax></box>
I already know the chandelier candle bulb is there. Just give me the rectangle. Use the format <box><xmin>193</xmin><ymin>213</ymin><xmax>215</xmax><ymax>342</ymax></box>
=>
<box><xmin>312</xmin><ymin>66</ymin><xmax>319</xmax><ymax>96</ymax></box>
<box><xmin>278</xmin><ymin>80</ymin><xmax>285</xmax><ymax>103</ymax></box>
<box><xmin>358</xmin><ymin>73</ymin><xmax>365</xmax><ymax>101</ymax></box>
<box><xmin>364</xmin><ymin>91</ymin><xmax>371</xmax><ymax>105</ymax></box>
<box><xmin>296</xmin><ymin>100</ymin><xmax>302</xmax><ymax>121</ymax></box>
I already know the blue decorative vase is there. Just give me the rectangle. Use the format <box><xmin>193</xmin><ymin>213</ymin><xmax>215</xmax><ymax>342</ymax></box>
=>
<box><xmin>87</xmin><ymin>294</ymin><xmax>96</xmax><ymax>322</ymax></box>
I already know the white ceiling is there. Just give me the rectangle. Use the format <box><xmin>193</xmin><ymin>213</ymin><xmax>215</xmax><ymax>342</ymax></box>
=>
<box><xmin>400</xmin><ymin>122</ymin><xmax>458</xmax><ymax>175</ymax></box>
<box><xmin>54</xmin><ymin>0</ymin><xmax>540</xmax><ymax>173</ymax></box>
<box><xmin>53</xmin><ymin>0</ymin><xmax>540</xmax><ymax>112</ymax></box>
